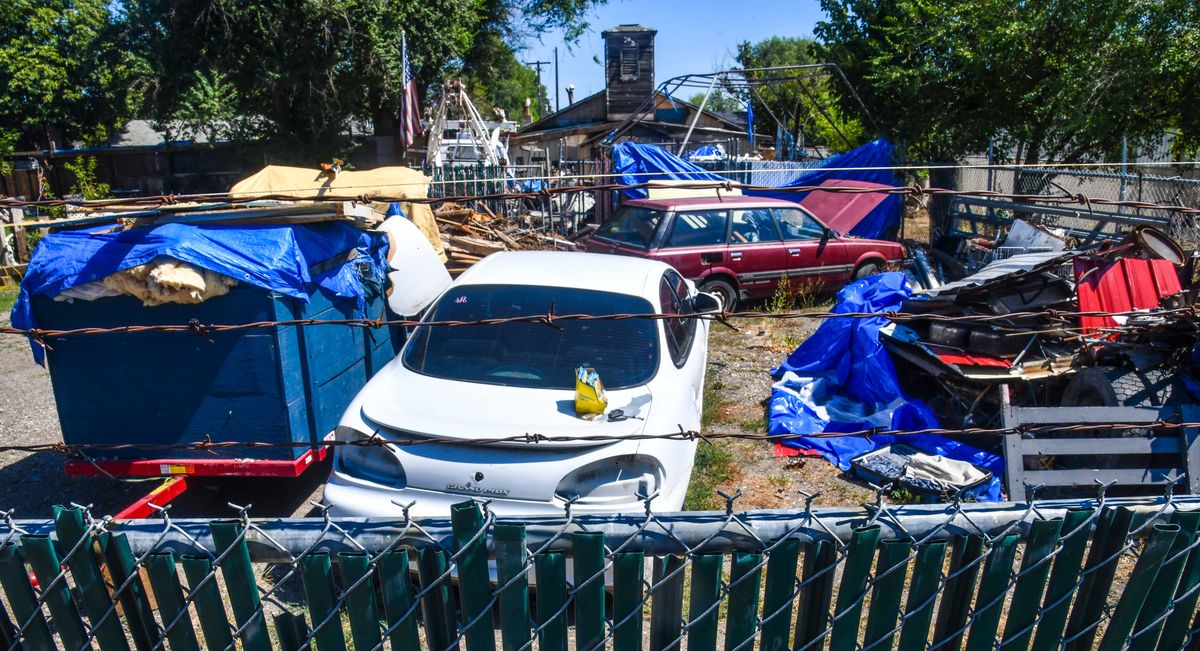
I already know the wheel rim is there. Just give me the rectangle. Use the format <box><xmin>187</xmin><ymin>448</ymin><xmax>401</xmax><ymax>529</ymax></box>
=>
<box><xmin>707</xmin><ymin>284</ymin><xmax>735</xmax><ymax>309</ymax></box>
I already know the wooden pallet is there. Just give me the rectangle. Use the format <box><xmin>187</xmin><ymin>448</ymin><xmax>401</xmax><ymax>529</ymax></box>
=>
<box><xmin>1001</xmin><ymin>388</ymin><xmax>1200</xmax><ymax>500</ymax></box>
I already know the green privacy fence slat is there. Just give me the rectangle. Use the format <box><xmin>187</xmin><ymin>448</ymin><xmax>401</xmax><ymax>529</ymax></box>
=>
<box><xmin>98</xmin><ymin>532</ymin><xmax>158</xmax><ymax>651</ymax></box>
<box><xmin>0</xmin><ymin>593</ymin><xmax>14</xmax><ymax>651</ymax></box>
<box><xmin>144</xmin><ymin>551</ymin><xmax>201</xmax><ymax>651</ymax></box>
<box><xmin>1097</xmin><ymin>522</ymin><xmax>1180</xmax><ymax>651</ymax></box>
<box><xmin>0</xmin><ymin>542</ymin><xmax>54</xmax><ymax>651</ymax></box>
<box><xmin>1064</xmin><ymin>506</ymin><xmax>1135</xmax><ymax>651</ymax></box>
<box><xmin>180</xmin><ymin>555</ymin><xmax>234</xmax><ymax>651</ymax></box>
<box><xmin>451</xmin><ymin>501</ymin><xmax>496</xmax><ymax>651</ymax></box>
<box><xmin>648</xmin><ymin>555</ymin><xmax>686</xmax><ymax>651</ymax></box>
<box><xmin>535</xmin><ymin>551</ymin><xmax>568</xmax><ymax>651</ymax></box>
<box><xmin>418</xmin><ymin>546</ymin><xmax>458</xmax><ymax>651</ymax></box>
<box><xmin>338</xmin><ymin>552</ymin><xmax>383</xmax><ymax>651</ymax></box>
<box><xmin>829</xmin><ymin>525</ymin><xmax>881</xmax><ymax>651</ymax></box>
<box><xmin>897</xmin><ymin>542</ymin><xmax>948</xmax><ymax>651</ymax></box>
<box><xmin>273</xmin><ymin>611</ymin><xmax>309</xmax><ymax>651</ymax></box>
<box><xmin>299</xmin><ymin>551</ymin><xmax>346</xmax><ymax>651</ymax></box>
<box><xmin>932</xmin><ymin>534</ymin><xmax>984</xmax><ymax>651</ymax></box>
<box><xmin>687</xmin><ymin>552</ymin><xmax>724</xmax><ymax>651</ymax></box>
<box><xmin>794</xmin><ymin>540</ymin><xmax>837</xmax><ymax>651</ymax></box>
<box><xmin>573</xmin><ymin>532</ymin><xmax>607</xmax><ymax>651</ymax></box>
<box><xmin>998</xmin><ymin>517</ymin><xmax>1065</xmax><ymax>651</ymax></box>
<box><xmin>494</xmin><ymin>523</ymin><xmax>532</xmax><ymax>651</ymax></box>
<box><xmin>54</xmin><ymin>506</ymin><xmax>130</xmax><ymax>651</ymax></box>
<box><xmin>1132</xmin><ymin>510</ymin><xmax>1200</xmax><ymax>651</ymax></box>
<box><xmin>964</xmin><ymin>533</ymin><xmax>1019</xmax><ymax>651</ymax></box>
<box><xmin>725</xmin><ymin>551</ymin><xmax>764</xmax><ymax>651</ymax></box>
<box><xmin>760</xmin><ymin>538</ymin><xmax>801</xmax><ymax>651</ymax></box>
<box><xmin>1030</xmin><ymin>507</ymin><xmax>1095</xmax><ymax>651</ymax></box>
<box><xmin>1156</xmin><ymin>511</ymin><xmax>1200</xmax><ymax>649</ymax></box>
<box><xmin>210</xmin><ymin>519</ymin><xmax>272</xmax><ymax>651</ymax></box>
<box><xmin>612</xmin><ymin>552</ymin><xmax>646</xmax><ymax>651</ymax></box>
<box><xmin>863</xmin><ymin>539</ymin><xmax>913</xmax><ymax>651</ymax></box>
<box><xmin>20</xmin><ymin>534</ymin><xmax>90</xmax><ymax>651</ymax></box>
<box><xmin>378</xmin><ymin>548</ymin><xmax>421</xmax><ymax>651</ymax></box>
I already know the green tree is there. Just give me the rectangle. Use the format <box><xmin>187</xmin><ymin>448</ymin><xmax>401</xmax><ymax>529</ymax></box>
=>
<box><xmin>817</xmin><ymin>0</ymin><xmax>1199</xmax><ymax>162</ymax></box>
<box><xmin>127</xmin><ymin>0</ymin><xmax>604</xmax><ymax>163</ymax></box>
<box><xmin>686</xmin><ymin>91</ymin><xmax>741</xmax><ymax>113</ymax></box>
<box><xmin>0</xmin><ymin>0</ymin><xmax>143</xmax><ymax>154</ymax></box>
<box><xmin>735</xmin><ymin>36</ymin><xmax>867</xmax><ymax>154</ymax></box>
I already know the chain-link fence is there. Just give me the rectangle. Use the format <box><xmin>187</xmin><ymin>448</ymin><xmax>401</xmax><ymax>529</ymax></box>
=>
<box><xmin>944</xmin><ymin>165</ymin><xmax>1200</xmax><ymax>246</ymax></box>
<box><xmin>2</xmin><ymin>488</ymin><xmax>1199</xmax><ymax>651</ymax></box>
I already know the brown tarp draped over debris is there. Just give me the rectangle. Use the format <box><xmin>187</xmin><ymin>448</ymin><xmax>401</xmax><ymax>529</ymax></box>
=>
<box><xmin>230</xmin><ymin>165</ymin><xmax>447</xmax><ymax>262</ymax></box>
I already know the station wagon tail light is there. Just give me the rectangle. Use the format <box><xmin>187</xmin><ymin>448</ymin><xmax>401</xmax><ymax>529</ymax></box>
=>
<box><xmin>555</xmin><ymin>455</ymin><xmax>662</xmax><ymax>505</ymax></box>
<box><xmin>335</xmin><ymin>426</ymin><xmax>407</xmax><ymax>487</ymax></box>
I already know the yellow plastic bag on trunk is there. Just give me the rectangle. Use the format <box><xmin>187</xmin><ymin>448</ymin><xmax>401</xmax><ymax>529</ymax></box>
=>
<box><xmin>575</xmin><ymin>366</ymin><xmax>608</xmax><ymax>416</ymax></box>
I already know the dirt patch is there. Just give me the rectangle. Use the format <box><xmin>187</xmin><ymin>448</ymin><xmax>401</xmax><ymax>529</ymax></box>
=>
<box><xmin>691</xmin><ymin>308</ymin><xmax>875</xmax><ymax>511</ymax></box>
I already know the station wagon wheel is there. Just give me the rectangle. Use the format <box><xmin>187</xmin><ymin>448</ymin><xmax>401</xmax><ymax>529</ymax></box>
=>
<box><xmin>853</xmin><ymin>262</ymin><xmax>882</xmax><ymax>281</ymax></box>
<box><xmin>699</xmin><ymin>278</ymin><xmax>738</xmax><ymax>312</ymax></box>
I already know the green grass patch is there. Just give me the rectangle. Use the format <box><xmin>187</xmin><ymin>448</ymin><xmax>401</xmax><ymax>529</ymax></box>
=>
<box><xmin>684</xmin><ymin>441</ymin><xmax>737</xmax><ymax>510</ymax></box>
<box><xmin>0</xmin><ymin>286</ymin><xmax>18</xmax><ymax>314</ymax></box>
<box><xmin>701</xmin><ymin>376</ymin><xmax>728</xmax><ymax>428</ymax></box>
<box><xmin>739</xmin><ymin>415</ymin><xmax>767</xmax><ymax>433</ymax></box>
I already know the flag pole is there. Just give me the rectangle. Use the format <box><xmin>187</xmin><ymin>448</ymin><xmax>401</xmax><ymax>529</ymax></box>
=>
<box><xmin>401</xmin><ymin>29</ymin><xmax>408</xmax><ymax>159</ymax></box>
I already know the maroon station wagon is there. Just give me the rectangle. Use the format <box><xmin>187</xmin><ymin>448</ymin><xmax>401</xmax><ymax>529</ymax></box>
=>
<box><xmin>583</xmin><ymin>195</ymin><xmax>906</xmax><ymax>309</ymax></box>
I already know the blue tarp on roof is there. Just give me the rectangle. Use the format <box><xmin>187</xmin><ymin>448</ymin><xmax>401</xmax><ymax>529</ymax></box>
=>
<box><xmin>746</xmin><ymin>138</ymin><xmax>903</xmax><ymax>239</ymax></box>
<box><xmin>611</xmin><ymin>141</ymin><xmax>727</xmax><ymax>199</ymax></box>
<box><xmin>768</xmin><ymin>272</ymin><xmax>1005</xmax><ymax>501</ymax></box>
<box><xmin>609</xmin><ymin>138</ymin><xmax>903</xmax><ymax>238</ymax></box>
<box><xmin>11</xmin><ymin>221</ymin><xmax>389</xmax><ymax>364</ymax></box>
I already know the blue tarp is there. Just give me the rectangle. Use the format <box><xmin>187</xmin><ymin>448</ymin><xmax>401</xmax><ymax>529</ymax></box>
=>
<box><xmin>609</xmin><ymin>138</ymin><xmax>904</xmax><ymax>239</ymax></box>
<box><xmin>12</xmin><ymin>221</ymin><xmax>389</xmax><ymax>364</ymax></box>
<box><xmin>611</xmin><ymin>142</ymin><xmax>727</xmax><ymax>199</ymax></box>
<box><xmin>746</xmin><ymin>138</ymin><xmax>903</xmax><ymax>239</ymax></box>
<box><xmin>768</xmin><ymin>272</ymin><xmax>1005</xmax><ymax>501</ymax></box>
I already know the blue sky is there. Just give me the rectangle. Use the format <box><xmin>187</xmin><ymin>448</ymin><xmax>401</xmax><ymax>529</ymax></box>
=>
<box><xmin>519</xmin><ymin>0</ymin><xmax>827</xmax><ymax>111</ymax></box>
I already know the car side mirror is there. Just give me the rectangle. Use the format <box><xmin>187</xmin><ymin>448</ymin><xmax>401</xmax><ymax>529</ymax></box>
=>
<box><xmin>693</xmin><ymin>292</ymin><xmax>724</xmax><ymax>314</ymax></box>
<box><xmin>820</xmin><ymin>228</ymin><xmax>832</xmax><ymax>244</ymax></box>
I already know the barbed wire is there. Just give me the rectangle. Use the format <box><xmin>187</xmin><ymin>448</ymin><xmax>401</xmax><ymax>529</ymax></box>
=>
<box><xmin>1</xmin><ymin>419</ymin><xmax>1197</xmax><ymax>457</ymax></box>
<box><xmin>1</xmin><ymin>177</ymin><xmax>1199</xmax><ymax>215</ymax></box>
<box><xmin>3</xmin><ymin>303</ymin><xmax>1195</xmax><ymax>341</ymax></box>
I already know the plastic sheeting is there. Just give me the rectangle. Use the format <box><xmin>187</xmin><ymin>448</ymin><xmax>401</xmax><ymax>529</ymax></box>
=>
<box><xmin>611</xmin><ymin>142</ymin><xmax>728</xmax><ymax>199</ymax></box>
<box><xmin>610</xmin><ymin>139</ymin><xmax>903</xmax><ymax>239</ymax></box>
<box><xmin>768</xmin><ymin>272</ymin><xmax>1005</xmax><ymax>501</ymax></box>
<box><xmin>12</xmin><ymin>222</ymin><xmax>389</xmax><ymax>364</ymax></box>
<box><xmin>746</xmin><ymin>139</ymin><xmax>903</xmax><ymax>239</ymax></box>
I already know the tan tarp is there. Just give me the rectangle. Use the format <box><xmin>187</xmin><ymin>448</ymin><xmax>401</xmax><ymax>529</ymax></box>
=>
<box><xmin>230</xmin><ymin>165</ymin><xmax>446</xmax><ymax>261</ymax></box>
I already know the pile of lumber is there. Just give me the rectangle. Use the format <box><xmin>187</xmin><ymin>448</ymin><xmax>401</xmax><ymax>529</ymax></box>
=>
<box><xmin>436</xmin><ymin>203</ymin><xmax>575</xmax><ymax>273</ymax></box>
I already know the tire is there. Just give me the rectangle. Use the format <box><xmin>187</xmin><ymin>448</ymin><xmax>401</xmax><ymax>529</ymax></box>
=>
<box><xmin>853</xmin><ymin>261</ymin><xmax>882</xmax><ymax>281</ymax></box>
<box><xmin>1062</xmin><ymin>366</ymin><xmax>1184</xmax><ymax>408</ymax></box>
<box><xmin>699</xmin><ymin>278</ymin><xmax>738</xmax><ymax>312</ymax></box>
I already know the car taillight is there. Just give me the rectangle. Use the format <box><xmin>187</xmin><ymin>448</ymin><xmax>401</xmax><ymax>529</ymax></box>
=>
<box><xmin>555</xmin><ymin>455</ymin><xmax>662</xmax><ymax>505</ymax></box>
<box><xmin>335</xmin><ymin>426</ymin><xmax>407</xmax><ymax>487</ymax></box>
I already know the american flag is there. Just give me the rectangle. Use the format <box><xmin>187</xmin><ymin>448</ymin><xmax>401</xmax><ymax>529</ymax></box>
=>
<box><xmin>400</xmin><ymin>32</ymin><xmax>423</xmax><ymax>149</ymax></box>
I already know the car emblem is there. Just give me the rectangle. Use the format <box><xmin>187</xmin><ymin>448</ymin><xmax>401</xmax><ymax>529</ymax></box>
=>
<box><xmin>446</xmin><ymin>473</ymin><xmax>510</xmax><ymax>497</ymax></box>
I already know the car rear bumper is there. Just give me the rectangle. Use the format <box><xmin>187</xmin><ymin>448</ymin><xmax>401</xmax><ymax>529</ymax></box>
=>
<box><xmin>324</xmin><ymin>468</ymin><xmax>688</xmax><ymax>519</ymax></box>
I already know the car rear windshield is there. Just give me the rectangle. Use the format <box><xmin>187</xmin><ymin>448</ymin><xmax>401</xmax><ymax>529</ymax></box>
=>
<box><xmin>593</xmin><ymin>206</ymin><xmax>664</xmax><ymax>247</ymax></box>
<box><xmin>403</xmin><ymin>285</ymin><xmax>660</xmax><ymax>389</ymax></box>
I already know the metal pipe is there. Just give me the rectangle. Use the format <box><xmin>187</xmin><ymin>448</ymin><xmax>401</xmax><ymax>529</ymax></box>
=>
<box><xmin>680</xmin><ymin>75</ymin><xmax>720</xmax><ymax>154</ymax></box>
<box><xmin>5</xmin><ymin>497</ymin><xmax>1193</xmax><ymax>562</ymax></box>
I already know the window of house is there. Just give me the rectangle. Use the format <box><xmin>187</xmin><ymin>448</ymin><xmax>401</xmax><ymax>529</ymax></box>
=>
<box><xmin>619</xmin><ymin>42</ymin><xmax>640</xmax><ymax>81</ymax></box>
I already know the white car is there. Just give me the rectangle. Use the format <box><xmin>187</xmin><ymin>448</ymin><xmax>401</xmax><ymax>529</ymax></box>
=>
<box><xmin>324</xmin><ymin>251</ymin><xmax>717</xmax><ymax>517</ymax></box>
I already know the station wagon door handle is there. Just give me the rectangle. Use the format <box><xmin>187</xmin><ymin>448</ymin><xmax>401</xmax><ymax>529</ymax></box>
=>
<box><xmin>788</xmin><ymin>248</ymin><xmax>801</xmax><ymax>255</ymax></box>
<box><xmin>730</xmin><ymin>252</ymin><xmax>742</xmax><ymax>260</ymax></box>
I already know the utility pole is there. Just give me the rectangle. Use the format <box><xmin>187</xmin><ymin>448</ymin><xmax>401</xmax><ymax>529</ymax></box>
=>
<box><xmin>554</xmin><ymin>47</ymin><xmax>560</xmax><ymax>113</ymax></box>
<box><xmin>524</xmin><ymin>59</ymin><xmax>551</xmax><ymax>116</ymax></box>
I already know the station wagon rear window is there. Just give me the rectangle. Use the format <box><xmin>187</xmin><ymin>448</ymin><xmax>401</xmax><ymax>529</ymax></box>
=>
<box><xmin>403</xmin><ymin>285</ymin><xmax>660</xmax><ymax>389</ymax></box>
<box><xmin>594</xmin><ymin>206</ymin><xmax>664</xmax><ymax>247</ymax></box>
<box><xmin>664</xmin><ymin>210</ymin><xmax>728</xmax><ymax>248</ymax></box>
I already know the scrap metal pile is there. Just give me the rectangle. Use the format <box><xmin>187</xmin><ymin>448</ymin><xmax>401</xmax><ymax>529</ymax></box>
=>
<box><xmin>889</xmin><ymin>224</ymin><xmax>1196</xmax><ymax>429</ymax></box>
